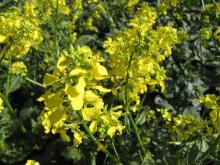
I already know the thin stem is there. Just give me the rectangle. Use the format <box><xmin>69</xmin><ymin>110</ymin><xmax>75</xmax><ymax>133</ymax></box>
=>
<box><xmin>0</xmin><ymin>92</ymin><xmax>16</xmax><ymax>117</ymax></box>
<box><xmin>112</xmin><ymin>142</ymin><xmax>120</xmax><ymax>160</ymax></box>
<box><xmin>201</xmin><ymin>0</ymin><xmax>205</xmax><ymax>10</ymax></box>
<box><xmin>81</xmin><ymin>121</ymin><xmax>121</xmax><ymax>164</ymax></box>
<box><xmin>138</xmin><ymin>149</ymin><xmax>144</xmax><ymax>162</ymax></box>
<box><xmin>25</xmin><ymin>77</ymin><xmax>45</xmax><ymax>89</ymax></box>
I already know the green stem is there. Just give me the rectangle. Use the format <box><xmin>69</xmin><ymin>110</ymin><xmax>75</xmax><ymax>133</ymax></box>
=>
<box><xmin>112</xmin><ymin>142</ymin><xmax>120</xmax><ymax>160</ymax></box>
<box><xmin>201</xmin><ymin>0</ymin><xmax>205</xmax><ymax>10</ymax></box>
<box><xmin>25</xmin><ymin>77</ymin><xmax>45</xmax><ymax>89</ymax></box>
<box><xmin>0</xmin><ymin>92</ymin><xmax>16</xmax><ymax>117</ymax></box>
<box><xmin>81</xmin><ymin>121</ymin><xmax>121</xmax><ymax>164</ymax></box>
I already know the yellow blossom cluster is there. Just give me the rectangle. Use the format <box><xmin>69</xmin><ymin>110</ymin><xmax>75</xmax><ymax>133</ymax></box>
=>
<box><xmin>156</xmin><ymin>108</ymin><xmax>205</xmax><ymax>141</ymax></box>
<box><xmin>22</xmin><ymin>0</ymin><xmax>83</xmax><ymax>44</ymax></box>
<box><xmin>23</xmin><ymin>0</ymin><xmax>71</xmax><ymax>20</ymax></box>
<box><xmin>0</xmin><ymin>8</ymin><xmax>42</xmax><ymax>58</ymax></box>
<box><xmin>196</xmin><ymin>94</ymin><xmax>220</xmax><ymax>133</ymax></box>
<box><xmin>104</xmin><ymin>5</ymin><xmax>179</xmax><ymax>112</ymax></box>
<box><xmin>157</xmin><ymin>0</ymin><xmax>180</xmax><ymax>15</ymax></box>
<box><xmin>38</xmin><ymin>45</ymin><xmax>125</xmax><ymax>147</ymax></box>
<box><xmin>10</xmin><ymin>61</ymin><xmax>28</xmax><ymax>77</ymax></box>
<box><xmin>25</xmin><ymin>160</ymin><xmax>40</xmax><ymax>165</ymax></box>
<box><xmin>128</xmin><ymin>0</ymin><xmax>140</xmax><ymax>8</ymax></box>
<box><xmin>169</xmin><ymin>114</ymin><xmax>205</xmax><ymax>141</ymax></box>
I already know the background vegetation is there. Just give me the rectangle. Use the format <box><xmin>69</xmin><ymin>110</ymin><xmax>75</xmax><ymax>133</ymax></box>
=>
<box><xmin>0</xmin><ymin>0</ymin><xmax>219</xmax><ymax>164</ymax></box>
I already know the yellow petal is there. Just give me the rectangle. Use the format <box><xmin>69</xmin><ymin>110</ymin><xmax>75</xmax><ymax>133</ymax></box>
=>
<box><xmin>43</xmin><ymin>73</ymin><xmax>59</xmax><ymax>86</ymax></box>
<box><xmin>58</xmin><ymin>129</ymin><xmax>70</xmax><ymax>142</ymax></box>
<box><xmin>49</xmin><ymin>109</ymin><xmax>66</xmax><ymax>124</ymax></box>
<box><xmin>89</xmin><ymin>121</ymin><xmax>98</xmax><ymax>133</ymax></box>
<box><xmin>65</xmin><ymin>77</ymin><xmax>86</xmax><ymax>110</ymax></box>
<box><xmin>25</xmin><ymin>160</ymin><xmax>40</xmax><ymax>165</ymax></box>
<box><xmin>75</xmin><ymin>77</ymin><xmax>86</xmax><ymax>93</ymax></box>
<box><xmin>107</xmin><ymin>126</ymin><xmax>117</xmax><ymax>138</ymax></box>
<box><xmin>38</xmin><ymin>91</ymin><xmax>63</xmax><ymax>109</ymax></box>
<box><xmin>0</xmin><ymin>35</ymin><xmax>8</xmax><ymax>43</ymax></box>
<box><xmin>74</xmin><ymin>132</ymin><xmax>83</xmax><ymax>147</ymax></box>
<box><xmin>84</xmin><ymin>90</ymin><xmax>99</xmax><ymax>102</ymax></box>
<box><xmin>91</xmin><ymin>63</ymin><xmax>108</xmax><ymax>80</ymax></box>
<box><xmin>82</xmin><ymin>108</ymin><xmax>101</xmax><ymax>121</ymax></box>
<box><xmin>95</xmin><ymin>86</ymin><xmax>111</xmax><ymax>93</ymax></box>
<box><xmin>79</xmin><ymin>46</ymin><xmax>92</xmax><ymax>56</ymax></box>
<box><xmin>57</xmin><ymin>54</ymin><xmax>70</xmax><ymax>72</ymax></box>
<box><xmin>116</xmin><ymin>125</ymin><xmax>125</xmax><ymax>134</ymax></box>
<box><xmin>93</xmin><ymin>99</ymin><xmax>104</xmax><ymax>109</ymax></box>
<box><xmin>69</xmin><ymin>68</ymin><xmax>86</xmax><ymax>77</ymax></box>
<box><xmin>65</xmin><ymin>83</ymin><xmax>83</xmax><ymax>110</ymax></box>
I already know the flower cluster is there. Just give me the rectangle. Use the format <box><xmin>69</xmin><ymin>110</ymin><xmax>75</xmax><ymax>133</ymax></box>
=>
<box><xmin>104</xmin><ymin>5</ymin><xmax>179</xmax><ymax>112</ymax></box>
<box><xmin>10</xmin><ymin>61</ymin><xmax>28</xmax><ymax>77</ymax></box>
<box><xmin>38</xmin><ymin>46</ymin><xmax>124</xmax><ymax>147</ymax></box>
<box><xmin>157</xmin><ymin>0</ymin><xmax>180</xmax><ymax>15</ymax></box>
<box><xmin>0</xmin><ymin>8</ymin><xmax>42</xmax><ymax>58</ymax></box>
<box><xmin>156</xmin><ymin>108</ymin><xmax>206</xmax><ymax>141</ymax></box>
<box><xmin>168</xmin><ymin>114</ymin><xmax>205</xmax><ymax>141</ymax></box>
<box><xmin>196</xmin><ymin>94</ymin><xmax>220</xmax><ymax>133</ymax></box>
<box><xmin>128</xmin><ymin>0</ymin><xmax>140</xmax><ymax>8</ymax></box>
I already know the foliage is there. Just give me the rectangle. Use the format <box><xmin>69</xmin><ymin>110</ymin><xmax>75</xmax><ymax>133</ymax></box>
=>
<box><xmin>0</xmin><ymin>0</ymin><xmax>220</xmax><ymax>165</ymax></box>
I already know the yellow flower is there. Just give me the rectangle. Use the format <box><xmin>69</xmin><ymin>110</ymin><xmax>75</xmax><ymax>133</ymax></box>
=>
<box><xmin>97</xmin><ymin>144</ymin><xmax>106</xmax><ymax>152</ymax></box>
<box><xmin>107</xmin><ymin>126</ymin><xmax>117</xmax><ymax>138</ymax></box>
<box><xmin>91</xmin><ymin>62</ymin><xmax>108</xmax><ymax>80</ymax></box>
<box><xmin>0</xmin><ymin>35</ymin><xmax>8</xmax><ymax>43</ymax></box>
<box><xmin>11</xmin><ymin>61</ymin><xmax>28</xmax><ymax>77</ymax></box>
<box><xmin>65</xmin><ymin>77</ymin><xmax>86</xmax><ymax>110</ymax></box>
<box><xmin>56</xmin><ymin>54</ymin><xmax>70</xmax><ymax>72</ymax></box>
<box><xmin>74</xmin><ymin>131</ymin><xmax>83</xmax><ymax>147</ymax></box>
<box><xmin>0</xmin><ymin>98</ymin><xmax>4</xmax><ymax>113</ymax></box>
<box><xmin>43</xmin><ymin>73</ymin><xmax>59</xmax><ymax>86</ymax></box>
<box><xmin>89</xmin><ymin>121</ymin><xmax>98</xmax><ymax>132</ymax></box>
<box><xmin>25</xmin><ymin>160</ymin><xmax>40</xmax><ymax>165</ymax></box>
<box><xmin>40</xmin><ymin>108</ymin><xmax>67</xmax><ymax>134</ymax></box>
<box><xmin>69</xmin><ymin>68</ymin><xmax>87</xmax><ymax>77</ymax></box>
<box><xmin>82</xmin><ymin>107</ymin><xmax>101</xmax><ymax>121</ymax></box>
